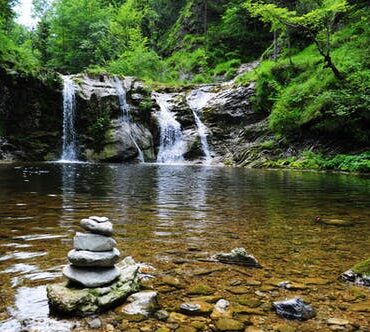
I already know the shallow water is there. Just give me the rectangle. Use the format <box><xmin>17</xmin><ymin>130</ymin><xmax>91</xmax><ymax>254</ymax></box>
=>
<box><xmin>0</xmin><ymin>163</ymin><xmax>369</xmax><ymax>331</ymax></box>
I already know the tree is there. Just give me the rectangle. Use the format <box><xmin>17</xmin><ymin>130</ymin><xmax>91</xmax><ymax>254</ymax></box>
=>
<box><xmin>244</xmin><ymin>0</ymin><xmax>349</xmax><ymax>80</ymax></box>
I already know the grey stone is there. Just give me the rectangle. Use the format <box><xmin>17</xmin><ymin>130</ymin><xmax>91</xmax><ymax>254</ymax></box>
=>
<box><xmin>68</xmin><ymin>248</ymin><xmax>120</xmax><ymax>267</ymax></box>
<box><xmin>74</xmin><ymin>232</ymin><xmax>116</xmax><ymax>252</ymax></box>
<box><xmin>87</xmin><ymin>317</ymin><xmax>102</xmax><ymax>329</ymax></box>
<box><xmin>48</xmin><ymin>258</ymin><xmax>140</xmax><ymax>316</ymax></box>
<box><xmin>179</xmin><ymin>303</ymin><xmax>201</xmax><ymax>315</ymax></box>
<box><xmin>272</xmin><ymin>298</ymin><xmax>316</xmax><ymax>321</ymax></box>
<box><xmin>213</xmin><ymin>248</ymin><xmax>261</xmax><ymax>267</ymax></box>
<box><xmin>63</xmin><ymin>265</ymin><xmax>121</xmax><ymax>287</ymax></box>
<box><xmin>89</xmin><ymin>216</ymin><xmax>109</xmax><ymax>223</ymax></box>
<box><xmin>154</xmin><ymin>309</ymin><xmax>169</xmax><ymax>321</ymax></box>
<box><xmin>121</xmin><ymin>291</ymin><xmax>159</xmax><ymax>318</ymax></box>
<box><xmin>341</xmin><ymin>269</ymin><xmax>370</xmax><ymax>287</ymax></box>
<box><xmin>80</xmin><ymin>218</ymin><xmax>113</xmax><ymax>236</ymax></box>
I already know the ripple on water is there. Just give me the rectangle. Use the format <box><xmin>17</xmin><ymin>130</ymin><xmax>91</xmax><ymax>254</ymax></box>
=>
<box><xmin>12</xmin><ymin>234</ymin><xmax>66</xmax><ymax>241</ymax></box>
<box><xmin>0</xmin><ymin>286</ymin><xmax>74</xmax><ymax>332</ymax></box>
<box><xmin>0</xmin><ymin>251</ymin><xmax>47</xmax><ymax>262</ymax></box>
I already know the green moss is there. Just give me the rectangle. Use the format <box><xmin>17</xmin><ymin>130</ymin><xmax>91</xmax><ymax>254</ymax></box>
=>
<box><xmin>352</xmin><ymin>258</ymin><xmax>370</xmax><ymax>276</ymax></box>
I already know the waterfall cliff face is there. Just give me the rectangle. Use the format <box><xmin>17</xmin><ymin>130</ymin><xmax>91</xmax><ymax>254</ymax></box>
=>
<box><xmin>112</xmin><ymin>77</ymin><xmax>145</xmax><ymax>163</ymax></box>
<box><xmin>187</xmin><ymin>88</ymin><xmax>215</xmax><ymax>164</ymax></box>
<box><xmin>60</xmin><ymin>76</ymin><xmax>78</xmax><ymax>162</ymax></box>
<box><xmin>154</xmin><ymin>93</ymin><xmax>187</xmax><ymax>164</ymax></box>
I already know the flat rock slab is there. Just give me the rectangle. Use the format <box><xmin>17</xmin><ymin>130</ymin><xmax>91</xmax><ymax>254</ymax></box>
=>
<box><xmin>68</xmin><ymin>248</ymin><xmax>120</xmax><ymax>267</ymax></box>
<box><xmin>48</xmin><ymin>259</ymin><xmax>140</xmax><ymax>316</ymax></box>
<box><xmin>80</xmin><ymin>218</ymin><xmax>113</xmax><ymax>236</ymax></box>
<box><xmin>74</xmin><ymin>232</ymin><xmax>116</xmax><ymax>252</ymax></box>
<box><xmin>63</xmin><ymin>265</ymin><xmax>121</xmax><ymax>287</ymax></box>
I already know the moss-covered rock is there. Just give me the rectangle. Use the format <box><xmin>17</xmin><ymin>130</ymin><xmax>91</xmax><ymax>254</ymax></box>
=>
<box><xmin>341</xmin><ymin>258</ymin><xmax>370</xmax><ymax>287</ymax></box>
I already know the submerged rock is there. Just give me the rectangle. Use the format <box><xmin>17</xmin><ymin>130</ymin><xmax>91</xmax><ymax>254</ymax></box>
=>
<box><xmin>341</xmin><ymin>258</ymin><xmax>370</xmax><ymax>287</ymax></box>
<box><xmin>67</xmin><ymin>248</ymin><xmax>120</xmax><ymax>267</ymax></box>
<box><xmin>272</xmin><ymin>298</ymin><xmax>316</xmax><ymax>321</ymax></box>
<box><xmin>315</xmin><ymin>216</ymin><xmax>353</xmax><ymax>226</ymax></box>
<box><xmin>74</xmin><ymin>232</ymin><xmax>117</xmax><ymax>252</ymax></box>
<box><xmin>215</xmin><ymin>318</ymin><xmax>245</xmax><ymax>331</ymax></box>
<box><xmin>212</xmin><ymin>248</ymin><xmax>261</xmax><ymax>267</ymax></box>
<box><xmin>47</xmin><ymin>259</ymin><xmax>140</xmax><ymax>316</ymax></box>
<box><xmin>62</xmin><ymin>265</ymin><xmax>121</xmax><ymax>287</ymax></box>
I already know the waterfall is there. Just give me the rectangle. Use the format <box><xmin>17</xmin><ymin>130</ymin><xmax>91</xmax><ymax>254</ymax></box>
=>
<box><xmin>113</xmin><ymin>77</ymin><xmax>144</xmax><ymax>163</ymax></box>
<box><xmin>154</xmin><ymin>93</ymin><xmax>186</xmax><ymax>164</ymax></box>
<box><xmin>187</xmin><ymin>89</ymin><xmax>214</xmax><ymax>164</ymax></box>
<box><xmin>60</xmin><ymin>76</ymin><xmax>78</xmax><ymax>162</ymax></box>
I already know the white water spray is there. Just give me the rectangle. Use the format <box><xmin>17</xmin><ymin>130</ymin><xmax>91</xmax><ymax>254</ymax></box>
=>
<box><xmin>60</xmin><ymin>76</ymin><xmax>78</xmax><ymax>162</ymax></box>
<box><xmin>154</xmin><ymin>93</ymin><xmax>187</xmax><ymax>164</ymax></box>
<box><xmin>187</xmin><ymin>89</ymin><xmax>214</xmax><ymax>164</ymax></box>
<box><xmin>113</xmin><ymin>77</ymin><xmax>144</xmax><ymax>163</ymax></box>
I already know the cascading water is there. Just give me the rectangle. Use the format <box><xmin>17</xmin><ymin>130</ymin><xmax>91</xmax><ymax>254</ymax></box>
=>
<box><xmin>187</xmin><ymin>89</ymin><xmax>215</xmax><ymax>164</ymax></box>
<box><xmin>154</xmin><ymin>93</ymin><xmax>187</xmax><ymax>164</ymax></box>
<box><xmin>113</xmin><ymin>77</ymin><xmax>144</xmax><ymax>162</ymax></box>
<box><xmin>60</xmin><ymin>76</ymin><xmax>78</xmax><ymax>162</ymax></box>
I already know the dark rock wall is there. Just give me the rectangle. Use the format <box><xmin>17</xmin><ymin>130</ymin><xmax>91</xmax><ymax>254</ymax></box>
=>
<box><xmin>0</xmin><ymin>69</ymin><xmax>62</xmax><ymax>160</ymax></box>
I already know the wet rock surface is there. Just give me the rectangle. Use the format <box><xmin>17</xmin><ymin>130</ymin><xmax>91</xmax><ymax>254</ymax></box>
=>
<box><xmin>272</xmin><ymin>298</ymin><xmax>316</xmax><ymax>321</ymax></box>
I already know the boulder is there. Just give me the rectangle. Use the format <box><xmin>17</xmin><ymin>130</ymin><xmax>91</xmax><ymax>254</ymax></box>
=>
<box><xmin>272</xmin><ymin>298</ymin><xmax>316</xmax><ymax>321</ymax></box>
<box><xmin>74</xmin><ymin>232</ymin><xmax>116</xmax><ymax>252</ymax></box>
<box><xmin>212</xmin><ymin>248</ymin><xmax>261</xmax><ymax>267</ymax></box>
<box><xmin>62</xmin><ymin>265</ymin><xmax>121</xmax><ymax>288</ymax></box>
<box><xmin>341</xmin><ymin>258</ymin><xmax>370</xmax><ymax>287</ymax></box>
<box><xmin>48</xmin><ymin>259</ymin><xmax>140</xmax><ymax>316</ymax></box>
<box><xmin>67</xmin><ymin>248</ymin><xmax>120</xmax><ymax>267</ymax></box>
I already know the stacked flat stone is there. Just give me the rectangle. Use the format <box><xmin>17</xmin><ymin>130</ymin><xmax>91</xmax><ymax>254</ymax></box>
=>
<box><xmin>63</xmin><ymin>216</ymin><xmax>121</xmax><ymax>288</ymax></box>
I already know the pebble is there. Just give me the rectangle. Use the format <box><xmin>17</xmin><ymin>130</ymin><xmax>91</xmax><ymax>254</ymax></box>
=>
<box><xmin>87</xmin><ymin>317</ymin><xmax>102</xmax><ymax>329</ymax></box>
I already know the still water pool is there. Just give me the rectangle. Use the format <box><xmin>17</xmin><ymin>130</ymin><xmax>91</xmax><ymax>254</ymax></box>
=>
<box><xmin>0</xmin><ymin>163</ymin><xmax>369</xmax><ymax>331</ymax></box>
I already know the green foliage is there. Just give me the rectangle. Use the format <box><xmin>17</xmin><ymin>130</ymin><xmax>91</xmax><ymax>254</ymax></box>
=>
<box><xmin>266</xmin><ymin>151</ymin><xmax>370</xmax><ymax>173</ymax></box>
<box><xmin>238</xmin><ymin>8</ymin><xmax>370</xmax><ymax>145</ymax></box>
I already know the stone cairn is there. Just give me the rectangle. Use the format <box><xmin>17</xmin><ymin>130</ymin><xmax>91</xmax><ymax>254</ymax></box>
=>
<box><xmin>63</xmin><ymin>216</ymin><xmax>121</xmax><ymax>288</ymax></box>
